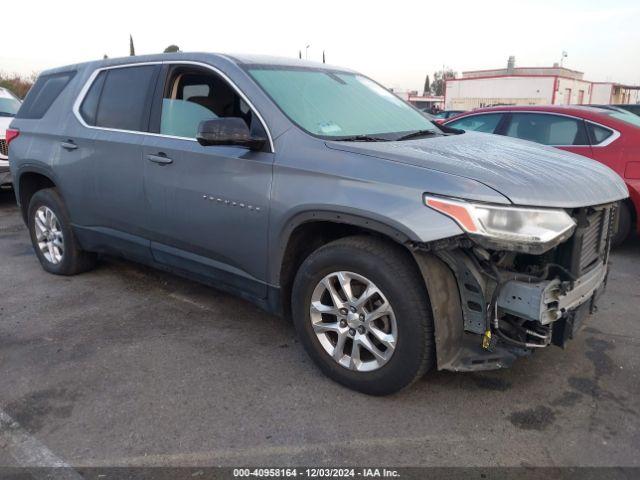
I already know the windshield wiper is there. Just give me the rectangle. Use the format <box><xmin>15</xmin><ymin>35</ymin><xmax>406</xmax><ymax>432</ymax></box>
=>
<box><xmin>332</xmin><ymin>135</ymin><xmax>390</xmax><ymax>142</ymax></box>
<box><xmin>0</xmin><ymin>112</ymin><xmax>16</xmax><ymax>117</ymax></box>
<box><xmin>395</xmin><ymin>129</ymin><xmax>441</xmax><ymax>141</ymax></box>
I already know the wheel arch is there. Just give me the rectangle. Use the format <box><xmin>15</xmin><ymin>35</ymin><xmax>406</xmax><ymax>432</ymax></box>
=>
<box><xmin>16</xmin><ymin>167</ymin><xmax>58</xmax><ymax>224</ymax></box>
<box><xmin>273</xmin><ymin>210</ymin><xmax>430</xmax><ymax>319</ymax></box>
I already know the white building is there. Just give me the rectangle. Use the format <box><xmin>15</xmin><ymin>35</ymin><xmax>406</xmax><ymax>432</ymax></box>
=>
<box><xmin>392</xmin><ymin>90</ymin><xmax>444</xmax><ymax>110</ymax></box>
<box><xmin>445</xmin><ymin>57</ymin><xmax>640</xmax><ymax>110</ymax></box>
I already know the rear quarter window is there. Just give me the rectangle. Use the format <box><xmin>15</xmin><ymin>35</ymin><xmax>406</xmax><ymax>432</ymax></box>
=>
<box><xmin>587</xmin><ymin>123</ymin><xmax>614</xmax><ymax>145</ymax></box>
<box><xmin>16</xmin><ymin>71</ymin><xmax>76</xmax><ymax>119</ymax></box>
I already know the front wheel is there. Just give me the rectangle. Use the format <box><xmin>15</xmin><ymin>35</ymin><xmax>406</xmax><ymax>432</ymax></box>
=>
<box><xmin>291</xmin><ymin>236</ymin><xmax>435</xmax><ymax>395</ymax></box>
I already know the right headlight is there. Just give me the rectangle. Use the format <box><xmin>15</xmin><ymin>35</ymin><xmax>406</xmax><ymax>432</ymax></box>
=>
<box><xmin>424</xmin><ymin>195</ymin><xmax>576</xmax><ymax>253</ymax></box>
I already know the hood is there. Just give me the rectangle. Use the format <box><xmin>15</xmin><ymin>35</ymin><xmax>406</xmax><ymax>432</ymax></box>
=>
<box><xmin>326</xmin><ymin>132</ymin><xmax>628</xmax><ymax>208</ymax></box>
<box><xmin>0</xmin><ymin>117</ymin><xmax>12</xmax><ymax>137</ymax></box>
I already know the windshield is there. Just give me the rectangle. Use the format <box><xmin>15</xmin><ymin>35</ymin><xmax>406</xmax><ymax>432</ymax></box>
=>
<box><xmin>248</xmin><ymin>68</ymin><xmax>437</xmax><ymax>139</ymax></box>
<box><xmin>603</xmin><ymin>110</ymin><xmax>640</xmax><ymax>128</ymax></box>
<box><xmin>0</xmin><ymin>96</ymin><xmax>21</xmax><ymax>117</ymax></box>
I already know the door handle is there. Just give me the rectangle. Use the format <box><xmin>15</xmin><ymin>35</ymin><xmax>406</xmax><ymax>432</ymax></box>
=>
<box><xmin>61</xmin><ymin>140</ymin><xmax>78</xmax><ymax>151</ymax></box>
<box><xmin>146</xmin><ymin>153</ymin><xmax>173</xmax><ymax>165</ymax></box>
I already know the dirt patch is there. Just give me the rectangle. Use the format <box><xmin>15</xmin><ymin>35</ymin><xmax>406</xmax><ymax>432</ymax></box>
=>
<box><xmin>509</xmin><ymin>405</ymin><xmax>556</xmax><ymax>430</ymax></box>
<box><xmin>469</xmin><ymin>374</ymin><xmax>512</xmax><ymax>392</ymax></box>
<box><xmin>550</xmin><ymin>391</ymin><xmax>583</xmax><ymax>408</ymax></box>
<box><xmin>4</xmin><ymin>388</ymin><xmax>80</xmax><ymax>434</ymax></box>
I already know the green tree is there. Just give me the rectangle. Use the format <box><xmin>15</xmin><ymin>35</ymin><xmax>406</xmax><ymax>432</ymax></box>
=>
<box><xmin>423</xmin><ymin>74</ymin><xmax>431</xmax><ymax>96</ymax></box>
<box><xmin>431</xmin><ymin>69</ymin><xmax>456</xmax><ymax>96</ymax></box>
<box><xmin>0</xmin><ymin>71</ymin><xmax>38</xmax><ymax>98</ymax></box>
<box><xmin>129</xmin><ymin>35</ymin><xmax>136</xmax><ymax>56</ymax></box>
<box><xmin>164</xmin><ymin>45</ymin><xmax>180</xmax><ymax>53</ymax></box>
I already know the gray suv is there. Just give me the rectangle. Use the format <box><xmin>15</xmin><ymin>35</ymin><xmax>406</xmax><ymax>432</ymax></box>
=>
<box><xmin>8</xmin><ymin>53</ymin><xmax>628</xmax><ymax>395</ymax></box>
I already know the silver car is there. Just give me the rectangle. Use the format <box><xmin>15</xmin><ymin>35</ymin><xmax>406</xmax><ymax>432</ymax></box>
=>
<box><xmin>8</xmin><ymin>53</ymin><xmax>628</xmax><ymax>395</ymax></box>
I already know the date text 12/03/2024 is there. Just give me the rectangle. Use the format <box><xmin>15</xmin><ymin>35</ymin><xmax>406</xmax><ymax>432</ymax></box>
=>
<box><xmin>232</xmin><ymin>468</ymin><xmax>400</xmax><ymax>478</ymax></box>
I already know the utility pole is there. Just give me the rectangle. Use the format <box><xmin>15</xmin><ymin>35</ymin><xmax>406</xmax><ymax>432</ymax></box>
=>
<box><xmin>305</xmin><ymin>44</ymin><xmax>311</xmax><ymax>60</ymax></box>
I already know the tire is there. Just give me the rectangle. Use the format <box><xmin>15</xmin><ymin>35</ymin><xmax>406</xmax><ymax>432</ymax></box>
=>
<box><xmin>612</xmin><ymin>201</ymin><xmax>632</xmax><ymax>248</ymax></box>
<box><xmin>291</xmin><ymin>235</ymin><xmax>435</xmax><ymax>395</ymax></box>
<box><xmin>28</xmin><ymin>188</ymin><xmax>97</xmax><ymax>275</ymax></box>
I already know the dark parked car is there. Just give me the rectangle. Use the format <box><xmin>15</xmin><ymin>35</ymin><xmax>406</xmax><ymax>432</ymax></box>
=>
<box><xmin>432</xmin><ymin>110</ymin><xmax>465</xmax><ymax>123</ymax></box>
<box><xmin>611</xmin><ymin>104</ymin><xmax>640</xmax><ymax>116</ymax></box>
<box><xmin>7</xmin><ymin>53</ymin><xmax>628</xmax><ymax>395</ymax></box>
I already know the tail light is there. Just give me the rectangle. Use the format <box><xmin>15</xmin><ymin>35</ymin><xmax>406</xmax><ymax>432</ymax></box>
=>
<box><xmin>5</xmin><ymin>128</ymin><xmax>20</xmax><ymax>148</ymax></box>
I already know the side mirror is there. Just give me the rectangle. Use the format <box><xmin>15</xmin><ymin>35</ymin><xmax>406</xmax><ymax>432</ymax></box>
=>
<box><xmin>196</xmin><ymin>117</ymin><xmax>266</xmax><ymax>151</ymax></box>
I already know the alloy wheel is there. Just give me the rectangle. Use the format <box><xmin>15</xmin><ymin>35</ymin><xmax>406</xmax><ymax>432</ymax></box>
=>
<box><xmin>34</xmin><ymin>206</ymin><xmax>64</xmax><ymax>264</ymax></box>
<box><xmin>309</xmin><ymin>271</ymin><xmax>397</xmax><ymax>372</ymax></box>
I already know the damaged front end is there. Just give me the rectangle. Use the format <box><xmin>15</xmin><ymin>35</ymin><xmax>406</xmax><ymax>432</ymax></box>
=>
<box><xmin>415</xmin><ymin>200</ymin><xmax>616</xmax><ymax>372</ymax></box>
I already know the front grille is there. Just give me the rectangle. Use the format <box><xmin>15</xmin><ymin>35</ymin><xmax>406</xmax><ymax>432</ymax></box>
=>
<box><xmin>578</xmin><ymin>208</ymin><xmax>610</xmax><ymax>272</ymax></box>
<box><xmin>0</xmin><ymin>139</ymin><xmax>7</xmax><ymax>157</ymax></box>
<box><xmin>557</xmin><ymin>204</ymin><xmax>614</xmax><ymax>276</ymax></box>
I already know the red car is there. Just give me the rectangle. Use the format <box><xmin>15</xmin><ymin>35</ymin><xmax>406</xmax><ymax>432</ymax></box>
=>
<box><xmin>443</xmin><ymin>105</ymin><xmax>640</xmax><ymax>245</ymax></box>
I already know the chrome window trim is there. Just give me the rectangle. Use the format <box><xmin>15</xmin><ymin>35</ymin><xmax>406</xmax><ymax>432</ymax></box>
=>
<box><xmin>448</xmin><ymin>110</ymin><xmax>621</xmax><ymax>148</ymax></box>
<box><xmin>72</xmin><ymin>60</ymin><xmax>275</xmax><ymax>153</ymax></box>
<box><xmin>583</xmin><ymin>120</ymin><xmax>619</xmax><ymax>148</ymax></box>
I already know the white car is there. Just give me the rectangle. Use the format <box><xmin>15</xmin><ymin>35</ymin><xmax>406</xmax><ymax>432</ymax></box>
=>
<box><xmin>0</xmin><ymin>87</ymin><xmax>22</xmax><ymax>187</ymax></box>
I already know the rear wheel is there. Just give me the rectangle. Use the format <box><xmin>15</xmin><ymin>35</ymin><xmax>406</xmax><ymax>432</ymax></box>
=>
<box><xmin>291</xmin><ymin>236</ymin><xmax>435</xmax><ymax>395</ymax></box>
<box><xmin>28</xmin><ymin>188</ymin><xmax>97</xmax><ymax>275</ymax></box>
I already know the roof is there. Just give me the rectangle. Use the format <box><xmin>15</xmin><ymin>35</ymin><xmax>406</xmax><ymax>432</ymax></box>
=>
<box><xmin>224</xmin><ymin>53</ymin><xmax>352</xmax><ymax>71</ymax></box>
<box><xmin>39</xmin><ymin>52</ymin><xmax>354</xmax><ymax>76</ymax></box>
<box><xmin>465</xmin><ymin>105</ymin><xmax>610</xmax><ymax>115</ymax></box>
<box><xmin>462</xmin><ymin>66</ymin><xmax>584</xmax><ymax>75</ymax></box>
<box><xmin>443</xmin><ymin>104</ymin><xmax>639</xmax><ymax>130</ymax></box>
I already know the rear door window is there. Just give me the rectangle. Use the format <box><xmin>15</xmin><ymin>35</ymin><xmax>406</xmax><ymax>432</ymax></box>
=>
<box><xmin>16</xmin><ymin>71</ymin><xmax>76</xmax><ymax>119</ymax></box>
<box><xmin>447</xmin><ymin>113</ymin><xmax>503</xmax><ymax>133</ymax></box>
<box><xmin>504</xmin><ymin>113</ymin><xmax>589</xmax><ymax>146</ymax></box>
<box><xmin>83</xmin><ymin>65</ymin><xmax>159</xmax><ymax>132</ymax></box>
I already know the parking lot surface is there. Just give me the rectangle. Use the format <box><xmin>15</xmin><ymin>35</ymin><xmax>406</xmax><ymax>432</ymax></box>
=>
<box><xmin>0</xmin><ymin>189</ymin><xmax>639</xmax><ymax>467</ymax></box>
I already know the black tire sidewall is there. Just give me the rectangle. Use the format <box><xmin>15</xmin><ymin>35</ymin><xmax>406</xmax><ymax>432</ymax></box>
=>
<box><xmin>292</xmin><ymin>242</ymin><xmax>431</xmax><ymax>395</ymax></box>
<box><xmin>28</xmin><ymin>189</ymin><xmax>77</xmax><ymax>275</ymax></box>
<box><xmin>612</xmin><ymin>202</ymin><xmax>632</xmax><ymax>247</ymax></box>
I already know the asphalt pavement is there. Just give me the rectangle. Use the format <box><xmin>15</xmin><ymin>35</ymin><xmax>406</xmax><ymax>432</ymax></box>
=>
<box><xmin>0</xmin><ymin>189</ymin><xmax>638</xmax><ymax>468</ymax></box>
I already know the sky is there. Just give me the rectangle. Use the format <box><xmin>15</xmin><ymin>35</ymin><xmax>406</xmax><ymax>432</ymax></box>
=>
<box><xmin>2</xmin><ymin>0</ymin><xmax>639</xmax><ymax>91</ymax></box>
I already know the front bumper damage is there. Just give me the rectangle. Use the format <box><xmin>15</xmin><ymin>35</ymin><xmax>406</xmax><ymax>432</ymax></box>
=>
<box><xmin>413</xmin><ymin>203</ymin><xmax>614</xmax><ymax>372</ymax></box>
<box><xmin>497</xmin><ymin>261</ymin><xmax>606</xmax><ymax>325</ymax></box>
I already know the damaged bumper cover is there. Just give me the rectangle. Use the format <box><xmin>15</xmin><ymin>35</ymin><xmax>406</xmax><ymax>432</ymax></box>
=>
<box><xmin>413</xmin><ymin>203</ymin><xmax>615</xmax><ymax>372</ymax></box>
